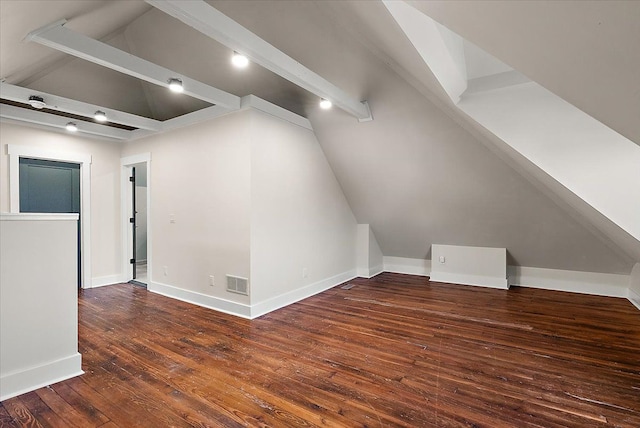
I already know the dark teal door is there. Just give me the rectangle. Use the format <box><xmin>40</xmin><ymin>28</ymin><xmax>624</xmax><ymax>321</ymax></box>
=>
<box><xmin>19</xmin><ymin>158</ymin><xmax>81</xmax><ymax>287</ymax></box>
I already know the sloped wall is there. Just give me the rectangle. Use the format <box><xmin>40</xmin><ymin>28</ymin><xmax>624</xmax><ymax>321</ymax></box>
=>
<box><xmin>249</xmin><ymin>110</ymin><xmax>357</xmax><ymax>315</ymax></box>
<box><xmin>308</xmin><ymin>51</ymin><xmax>634</xmax><ymax>275</ymax></box>
<box><xmin>206</xmin><ymin>0</ymin><xmax>634</xmax><ymax>276</ymax></box>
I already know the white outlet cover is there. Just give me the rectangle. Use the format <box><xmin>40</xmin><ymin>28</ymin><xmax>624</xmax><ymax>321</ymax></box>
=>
<box><xmin>439</xmin><ymin>256</ymin><xmax>446</xmax><ymax>264</ymax></box>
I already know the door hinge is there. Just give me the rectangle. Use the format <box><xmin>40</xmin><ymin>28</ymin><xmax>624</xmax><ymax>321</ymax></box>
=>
<box><xmin>130</xmin><ymin>258</ymin><xmax>135</xmax><ymax>264</ymax></box>
<box><xmin>129</xmin><ymin>176</ymin><xmax>135</xmax><ymax>182</ymax></box>
<box><xmin>129</xmin><ymin>217</ymin><xmax>135</xmax><ymax>223</ymax></box>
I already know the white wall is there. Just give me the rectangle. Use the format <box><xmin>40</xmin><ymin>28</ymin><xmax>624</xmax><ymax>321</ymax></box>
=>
<box><xmin>357</xmin><ymin>224</ymin><xmax>383</xmax><ymax>278</ymax></box>
<box><xmin>120</xmin><ymin>110</ymin><xmax>252</xmax><ymax>307</ymax></box>
<box><xmin>368</xmin><ymin>226</ymin><xmax>384</xmax><ymax>274</ymax></box>
<box><xmin>0</xmin><ymin>214</ymin><xmax>83</xmax><ymax>400</ymax></box>
<box><xmin>0</xmin><ymin>123</ymin><xmax>122</xmax><ymax>282</ymax></box>
<box><xmin>249</xmin><ymin>110</ymin><xmax>357</xmax><ymax>313</ymax></box>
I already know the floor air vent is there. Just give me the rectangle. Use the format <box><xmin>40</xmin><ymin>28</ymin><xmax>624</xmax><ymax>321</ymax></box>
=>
<box><xmin>341</xmin><ymin>283</ymin><xmax>355</xmax><ymax>290</ymax></box>
<box><xmin>226</xmin><ymin>275</ymin><xmax>249</xmax><ymax>295</ymax></box>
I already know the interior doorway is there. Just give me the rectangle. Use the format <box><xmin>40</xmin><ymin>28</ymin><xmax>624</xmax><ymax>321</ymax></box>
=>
<box><xmin>131</xmin><ymin>163</ymin><xmax>148</xmax><ymax>285</ymax></box>
<box><xmin>121</xmin><ymin>153</ymin><xmax>150</xmax><ymax>287</ymax></box>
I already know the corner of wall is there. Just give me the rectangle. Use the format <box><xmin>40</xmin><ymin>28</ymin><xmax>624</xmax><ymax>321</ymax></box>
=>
<box><xmin>357</xmin><ymin>224</ymin><xmax>384</xmax><ymax>278</ymax></box>
<box><xmin>628</xmin><ymin>263</ymin><xmax>640</xmax><ymax>310</ymax></box>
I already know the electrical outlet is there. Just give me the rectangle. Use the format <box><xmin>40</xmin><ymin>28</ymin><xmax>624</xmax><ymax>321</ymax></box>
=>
<box><xmin>302</xmin><ymin>267</ymin><xmax>308</xmax><ymax>278</ymax></box>
<box><xmin>439</xmin><ymin>256</ymin><xmax>446</xmax><ymax>264</ymax></box>
<box><xmin>169</xmin><ymin>214</ymin><xmax>176</xmax><ymax>224</ymax></box>
<box><xmin>209</xmin><ymin>275</ymin><xmax>215</xmax><ymax>287</ymax></box>
<box><xmin>163</xmin><ymin>266</ymin><xmax>168</xmax><ymax>276</ymax></box>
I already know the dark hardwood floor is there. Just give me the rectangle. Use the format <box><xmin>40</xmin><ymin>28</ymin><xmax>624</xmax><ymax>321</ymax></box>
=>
<box><xmin>2</xmin><ymin>272</ymin><xmax>639</xmax><ymax>427</ymax></box>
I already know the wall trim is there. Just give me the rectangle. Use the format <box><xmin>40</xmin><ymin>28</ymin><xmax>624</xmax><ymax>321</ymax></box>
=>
<box><xmin>91</xmin><ymin>274</ymin><xmax>123</xmax><ymax>288</ymax></box>
<box><xmin>509</xmin><ymin>266</ymin><xmax>629</xmax><ymax>298</ymax></box>
<box><xmin>0</xmin><ymin>213</ymin><xmax>78</xmax><ymax>221</ymax></box>
<box><xmin>627</xmin><ymin>288</ymin><xmax>640</xmax><ymax>311</ymax></box>
<box><xmin>249</xmin><ymin>270</ymin><xmax>356</xmax><ymax>319</ymax></box>
<box><xmin>383</xmin><ymin>256</ymin><xmax>431</xmax><ymax>276</ymax></box>
<box><xmin>148</xmin><ymin>281</ymin><xmax>251</xmax><ymax>319</ymax></box>
<box><xmin>356</xmin><ymin>265</ymin><xmax>384</xmax><ymax>279</ymax></box>
<box><xmin>367</xmin><ymin>264</ymin><xmax>384</xmax><ymax>278</ymax></box>
<box><xmin>382</xmin><ymin>257</ymin><xmax>632</xmax><ymax>299</ymax></box>
<box><xmin>357</xmin><ymin>265</ymin><xmax>382</xmax><ymax>279</ymax></box>
<box><xmin>0</xmin><ymin>353</ymin><xmax>83</xmax><ymax>401</ymax></box>
<box><xmin>430</xmin><ymin>271</ymin><xmax>509</xmax><ymax>289</ymax></box>
<box><xmin>149</xmin><ymin>260</ymin><xmax>637</xmax><ymax>318</ymax></box>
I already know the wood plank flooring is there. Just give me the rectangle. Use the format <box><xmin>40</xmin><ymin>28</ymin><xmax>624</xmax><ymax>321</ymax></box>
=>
<box><xmin>2</xmin><ymin>272</ymin><xmax>639</xmax><ymax>427</ymax></box>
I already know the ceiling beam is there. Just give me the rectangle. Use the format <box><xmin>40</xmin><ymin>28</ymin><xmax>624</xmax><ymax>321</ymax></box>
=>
<box><xmin>25</xmin><ymin>20</ymin><xmax>241</xmax><ymax>111</ymax></box>
<box><xmin>0</xmin><ymin>104</ymin><xmax>130</xmax><ymax>140</ymax></box>
<box><xmin>0</xmin><ymin>82</ymin><xmax>162</xmax><ymax>131</ymax></box>
<box><xmin>145</xmin><ymin>0</ymin><xmax>373</xmax><ymax>122</ymax></box>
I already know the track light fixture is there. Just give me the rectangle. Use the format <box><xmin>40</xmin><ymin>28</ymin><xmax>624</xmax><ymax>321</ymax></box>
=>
<box><xmin>28</xmin><ymin>95</ymin><xmax>46</xmax><ymax>109</ymax></box>
<box><xmin>231</xmin><ymin>51</ymin><xmax>249</xmax><ymax>68</ymax></box>
<box><xmin>94</xmin><ymin>111</ymin><xmax>107</xmax><ymax>122</ymax></box>
<box><xmin>168</xmin><ymin>78</ymin><xmax>184</xmax><ymax>93</ymax></box>
<box><xmin>65</xmin><ymin>122</ymin><xmax>78</xmax><ymax>132</ymax></box>
<box><xmin>319</xmin><ymin>98</ymin><xmax>332</xmax><ymax>110</ymax></box>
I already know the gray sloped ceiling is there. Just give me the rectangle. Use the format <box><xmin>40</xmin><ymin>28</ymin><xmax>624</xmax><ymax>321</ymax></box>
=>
<box><xmin>1</xmin><ymin>0</ymin><xmax>636</xmax><ymax>274</ymax></box>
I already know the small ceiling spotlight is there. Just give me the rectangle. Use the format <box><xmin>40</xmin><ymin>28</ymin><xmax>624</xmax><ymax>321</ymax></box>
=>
<box><xmin>319</xmin><ymin>98</ymin><xmax>332</xmax><ymax>110</ymax></box>
<box><xmin>168</xmin><ymin>78</ymin><xmax>184</xmax><ymax>93</ymax></box>
<box><xmin>94</xmin><ymin>110</ymin><xmax>107</xmax><ymax>122</ymax></box>
<box><xmin>65</xmin><ymin>122</ymin><xmax>78</xmax><ymax>132</ymax></box>
<box><xmin>231</xmin><ymin>51</ymin><xmax>249</xmax><ymax>68</ymax></box>
<box><xmin>28</xmin><ymin>95</ymin><xmax>46</xmax><ymax>109</ymax></box>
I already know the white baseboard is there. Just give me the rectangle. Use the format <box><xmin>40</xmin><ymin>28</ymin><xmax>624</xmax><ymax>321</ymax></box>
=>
<box><xmin>148</xmin><ymin>281</ymin><xmax>251</xmax><ymax>319</ymax></box>
<box><xmin>147</xmin><ymin>262</ymin><xmax>636</xmax><ymax>318</ymax></box>
<box><xmin>628</xmin><ymin>288</ymin><xmax>640</xmax><ymax>311</ymax></box>
<box><xmin>383</xmin><ymin>256</ymin><xmax>431</xmax><ymax>276</ymax></box>
<box><xmin>91</xmin><ymin>274</ymin><xmax>123</xmax><ymax>288</ymax></box>
<box><xmin>250</xmin><ymin>270</ymin><xmax>356</xmax><ymax>319</ymax></box>
<box><xmin>429</xmin><ymin>271</ymin><xmax>509</xmax><ymax>289</ymax></box>
<box><xmin>368</xmin><ymin>264</ymin><xmax>384</xmax><ymax>278</ymax></box>
<box><xmin>509</xmin><ymin>266</ymin><xmax>628</xmax><ymax>298</ymax></box>
<box><xmin>357</xmin><ymin>265</ymin><xmax>384</xmax><ymax>279</ymax></box>
<box><xmin>0</xmin><ymin>353</ymin><xmax>83</xmax><ymax>401</ymax></box>
<box><xmin>382</xmin><ymin>257</ymin><xmax>632</xmax><ymax>299</ymax></box>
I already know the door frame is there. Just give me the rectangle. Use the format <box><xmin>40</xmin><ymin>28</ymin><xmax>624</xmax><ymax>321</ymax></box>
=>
<box><xmin>8</xmin><ymin>144</ymin><xmax>92</xmax><ymax>288</ymax></box>
<box><xmin>120</xmin><ymin>153</ymin><xmax>151</xmax><ymax>284</ymax></box>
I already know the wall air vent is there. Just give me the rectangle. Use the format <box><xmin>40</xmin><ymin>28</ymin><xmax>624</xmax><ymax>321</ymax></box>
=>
<box><xmin>226</xmin><ymin>275</ymin><xmax>249</xmax><ymax>296</ymax></box>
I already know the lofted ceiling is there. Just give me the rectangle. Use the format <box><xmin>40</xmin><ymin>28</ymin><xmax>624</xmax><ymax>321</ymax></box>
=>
<box><xmin>3</xmin><ymin>0</ymin><xmax>637</xmax><ymax>142</ymax></box>
<box><xmin>1</xmin><ymin>0</ymin><xmax>638</xmax><ymax>274</ymax></box>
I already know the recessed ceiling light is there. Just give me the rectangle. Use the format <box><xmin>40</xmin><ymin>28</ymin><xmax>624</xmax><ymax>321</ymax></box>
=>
<box><xmin>319</xmin><ymin>98</ymin><xmax>332</xmax><ymax>110</ymax></box>
<box><xmin>231</xmin><ymin>51</ymin><xmax>249</xmax><ymax>68</ymax></box>
<box><xmin>94</xmin><ymin>111</ymin><xmax>107</xmax><ymax>122</ymax></box>
<box><xmin>66</xmin><ymin>122</ymin><xmax>78</xmax><ymax>132</ymax></box>
<box><xmin>168</xmin><ymin>78</ymin><xmax>184</xmax><ymax>93</ymax></box>
<box><xmin>28</xmin><ymin>95</ymin><xmax>46</xmax><ymax>109</ymax></box>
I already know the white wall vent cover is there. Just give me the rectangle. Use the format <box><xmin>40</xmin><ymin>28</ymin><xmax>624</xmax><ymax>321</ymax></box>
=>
<box><xmin>429</xmin><ymin>244</ymin><xmax>508</xmax><ymax>289</ymax></box>
<box><xmin>226</xmin><ymin>275</ymin><xmax>249</xmax><ymax>295</ymax></box>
